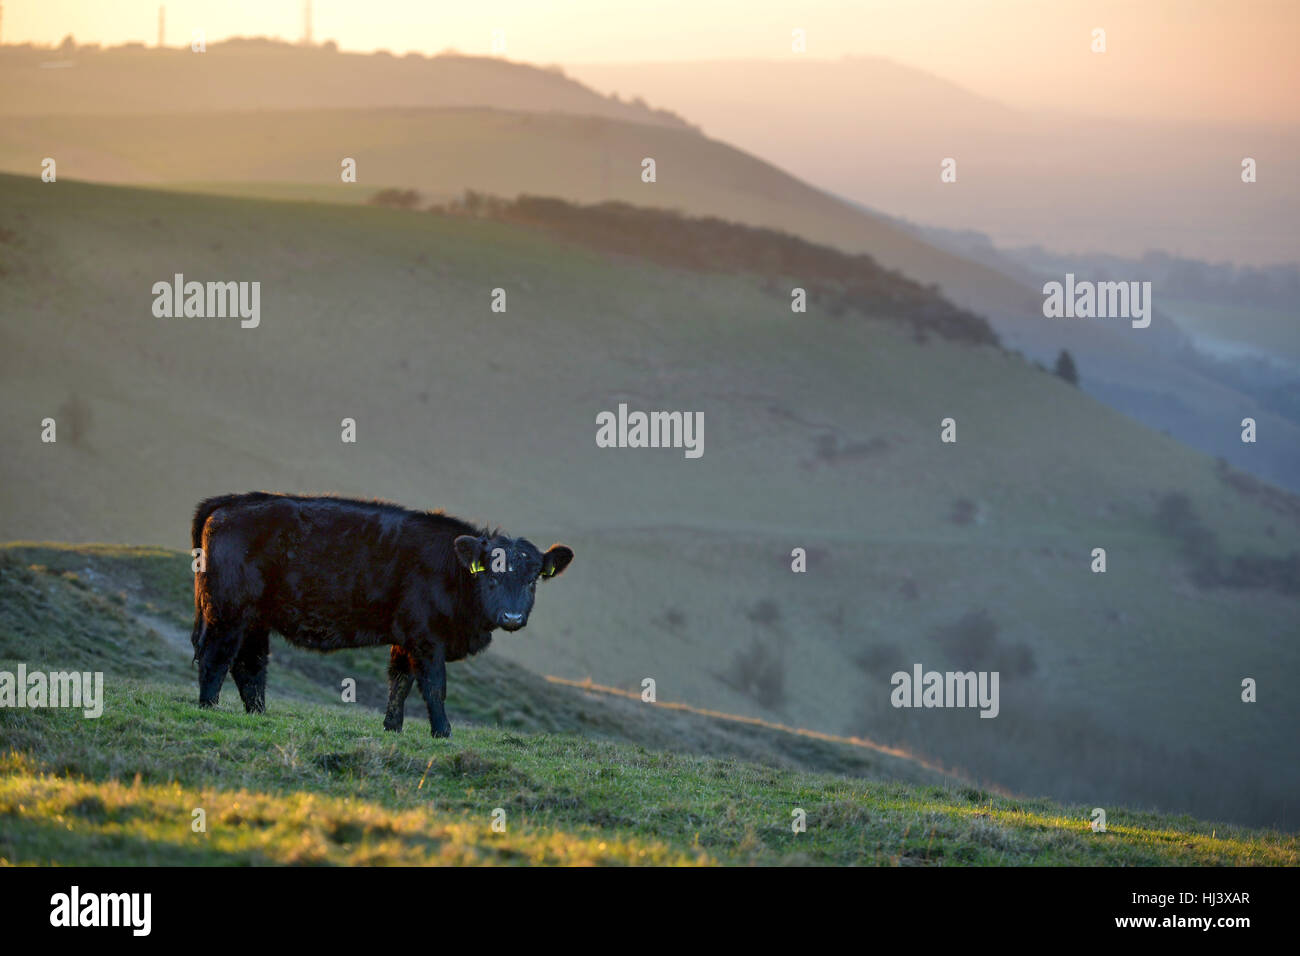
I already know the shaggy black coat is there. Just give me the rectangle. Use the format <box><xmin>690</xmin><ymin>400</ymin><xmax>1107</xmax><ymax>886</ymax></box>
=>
<box><xmin>190</xmin><ymin>492</ymin><xmax>573</xmax><ymax>737</ymax></box>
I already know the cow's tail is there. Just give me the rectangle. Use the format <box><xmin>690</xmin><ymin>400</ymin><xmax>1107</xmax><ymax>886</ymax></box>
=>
<box><xmin>193</xmin><ymin>493</ymin><xmax>258</xmax><ymax>553</ymax></box>
<box><xmin>191</xmin><ymin>496</ymin><xmax>229</xmax><ymax>660</ymax></box>
<box><xmin>189</xmin><ymin>492</ymin><xmax>273</xmax><ymax>660</ymax></box>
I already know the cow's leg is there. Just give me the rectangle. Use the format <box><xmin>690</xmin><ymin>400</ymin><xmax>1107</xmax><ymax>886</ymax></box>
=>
<box><xmin>383</xmin><ymin>645</ymin><xmax>415</xmax><ymax>732</ymax></box>
<box><xmin>412</xmin><ymin>643</ymin><xmax>451</xmax><ymax>738</ymax></box>
<box><xmin>197</xmin><ymin>622</ymin><xmax>243</xmax><ymax>708</ymax></box>
<box><xmin>230</xmin><ymin>626</ymin><xmax>270</xmax><ymax>714</ymax></box>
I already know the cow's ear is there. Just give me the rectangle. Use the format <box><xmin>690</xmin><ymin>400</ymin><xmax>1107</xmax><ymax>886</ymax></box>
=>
<box><xmin>454</xmin><ymin>535</ymin><xmax>486</xmax><ymax>572</ymax></box>
<box><xmin>540</xmin><ymin>544</ymin><xmax>574</xmax><ymax>580</ymax></box>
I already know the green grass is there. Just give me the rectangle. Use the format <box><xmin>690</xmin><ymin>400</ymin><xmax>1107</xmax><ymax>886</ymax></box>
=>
<box><xmin>1</xmin><ymin>174</ymin><xmax>1297</xmax><ymax>832</ymax></box>
<box><xmin>4</xmin><ymin>684</ymin><xmax>1294</xmax><ymax>866</ymax></box>
<box><xmin>0</xmin><ymin>544</ymin><xmax>950</xmax><ymax>785</ymax></box>
<box><xmin>1</xmin><ymin>543</ymin><xmax>1296</xmax><ymax>865</ymax></box>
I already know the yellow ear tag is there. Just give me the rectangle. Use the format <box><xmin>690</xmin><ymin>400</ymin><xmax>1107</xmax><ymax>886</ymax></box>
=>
<box><xmin>470</xmin><ymin>560</ymin><xmax>485</xmax><ymax>575</ymax></box>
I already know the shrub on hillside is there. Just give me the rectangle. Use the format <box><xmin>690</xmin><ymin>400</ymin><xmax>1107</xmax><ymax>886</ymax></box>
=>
<box><xmin>368</xmin><ymin>188</ymin><xmax>421</xmax><ymax>209</ymax></box>
<box><xmin>746</xmin><ymin>598</ymin><xmax>782</xmax><ymax>629</ymax></box>
<box><xmin>56</xmin><ymin>394</ymin><xmax>92</xmax><ymax>446</ymax></box>
<box><xmin>931</xmin><ymin>609</ymin><xmax>1037</xmax><ymax>678</ymax></box>
<box><xmin>949</xmin><ymin>498</ymin><xmax>978</xmax><ymax>526</ymax></box>
<box><xmin>855</xmin><ymin>642</ymin><xmax>903</xmax><ymax>676</ymax></box>
<box><xmin>719</xmin><ymin>637</ymin><xmax>786</xmax><ymax>709</ymax></box>
<box><xmin>426</xmin><ymin>191</ymin><xmax>1001</xmax><ymax>346</ymax></box>
<box><xmin>1054</xmin><ymin>349</ymin><xmax>1079</xmax><ymax>385</ymax></box>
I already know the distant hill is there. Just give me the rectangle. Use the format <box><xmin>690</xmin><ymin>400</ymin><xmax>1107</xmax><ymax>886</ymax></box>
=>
<box><xmin>567</xmin><ymin>56</ymin><xmax>1300</xmax><ymax>265</ymax></box>
<box><xmin>1</xmin><ymin>176</ymin><xmax>1297</xmax><ymax>828</ymax></box>
<box><xmin>2</xmin><ymin>73</ymin><xmax>1293</xmax><ymax>489</ymax></box>
<box><xmin>0</xmin><ymin>38</ymin><xmax>694</xmax><ymax>129</ymax></box>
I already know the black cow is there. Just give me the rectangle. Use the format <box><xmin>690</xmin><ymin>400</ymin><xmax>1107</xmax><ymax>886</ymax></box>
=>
<box><xmin>189</xmin><ymin>492</ymin><xmax>574</xmax><ymax>737</ymax></box>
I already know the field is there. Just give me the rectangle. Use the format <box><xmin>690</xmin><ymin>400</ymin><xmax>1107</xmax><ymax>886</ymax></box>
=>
<box><xmin>4</xmin><ymin>100</ymin><xmax>1296</xmax><ymax>490</ymax></box>
<box><xmin>1</xmin><ymin>175</ymin><xmax>1297</xmax><ymax>832</ymax></box>
<box><xmin>1</xmin><ymin>544</ymin><xmax>1293</xmax><ymax>866</ymax></box>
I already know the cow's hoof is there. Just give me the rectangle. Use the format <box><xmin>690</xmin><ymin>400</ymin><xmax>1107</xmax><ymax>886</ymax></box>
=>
<box><xmin>198</xmin><ymin>698</ymin><xmax>218</xmax><ymax>709</ymax></box>
<box><xmin>432</xmin><ymin>725</ymin><xmax>452</xmax><ymax>739</ymax></box>
<box><xmin>383</xmin><ymin>720</ymin><xmax>403</xmax><ymax>732</ymax></box>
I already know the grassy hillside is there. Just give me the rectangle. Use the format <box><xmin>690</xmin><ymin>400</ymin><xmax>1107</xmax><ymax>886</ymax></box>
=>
<box><xmin>0</xmin><ymin>106</ymin><xmax>1001</xmax><ymax>297</ymax></box>
<box><xmin>0</xmin><ymin>176</ymin><xmax>1296</xmax><ymax>830</ymax></box>
<box><xmin>4</xmin><ymin>103</ymin><xmax>1294</xmax><ymax>490</ymax></box>
<box><xmin>1</xmin><ymin>545</ymin><xmax>1293</xmax><ymax>866</ymax></box>
<box><xmin>5</xmin><ymin>38</ymin><xmax>1295</xmax><ymax>491</ymax></box>
<box><xmin>0</xmin><ymin>544</ymin><xmax>944</xmax><ymax>784</ymax></box>
<box><xmin>7</xmin><ymin>690</ymin><xmax>1295</xmax><ymax>866</ymax></box>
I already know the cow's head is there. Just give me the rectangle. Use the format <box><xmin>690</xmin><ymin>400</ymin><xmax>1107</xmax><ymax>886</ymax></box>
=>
<box><xmin>454</xmin><ymin>534</ymin><xmax>574</xmax><ymax>631</ymax></box>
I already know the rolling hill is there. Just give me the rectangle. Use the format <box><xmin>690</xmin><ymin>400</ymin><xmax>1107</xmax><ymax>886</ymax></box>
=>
<box><xmin>0</xmin><ymin>175</ymin><xmax>1296</xmax><ymax>829</ymax></box>
<box><xmin>2</xmin><ymin>41</ymin><xmax>1294</xmax><ymax>491</ymax></box>
<box><xmin>0</xmin><ymin>543</ymin><xmax>946</xmax><ymax>785</ymax></box>
<box><xmin>0</xmin><ymin>38</ymin><xmax>693</xmax><ymax>129</ymax></box>
<box><xmin>1</xmin><ymin>543</ymin><xmax>1293</xmax><ymax>866</ymax></box>
<box><xmin>567</xmin><ymin>56</ymin><xmax>1300</xmax><ymax>264</ymax></box>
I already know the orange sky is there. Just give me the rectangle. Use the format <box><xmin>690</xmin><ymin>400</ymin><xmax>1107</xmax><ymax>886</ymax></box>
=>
<box><xmin>5</xmin><ymin>0</ymin><xmax>1297</xmax><ymax>123</ymax></box>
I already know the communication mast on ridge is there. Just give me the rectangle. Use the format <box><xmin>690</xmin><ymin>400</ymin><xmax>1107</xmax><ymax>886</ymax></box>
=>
<box><xmin>303</xmin><ymin>0</ymin><xmax>313</xmax><ymax>47</ymax></box>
